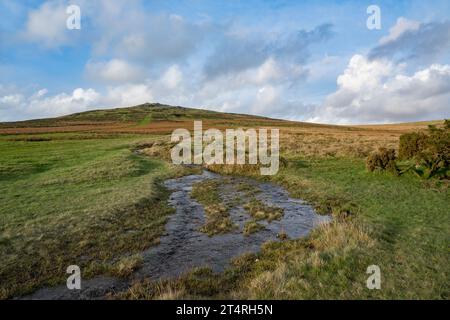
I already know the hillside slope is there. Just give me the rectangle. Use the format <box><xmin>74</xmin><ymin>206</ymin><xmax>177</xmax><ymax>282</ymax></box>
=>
<box><xmin>0</xmin><ymin>103</ymin><xmax>339</xmax><ymax>134</ymax></box>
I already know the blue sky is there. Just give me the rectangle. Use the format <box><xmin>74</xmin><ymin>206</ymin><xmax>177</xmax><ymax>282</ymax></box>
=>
<box><xmin>1</xmin><ymin>0</ymin><xmax>450</xmax><ymax>123</ymax></box>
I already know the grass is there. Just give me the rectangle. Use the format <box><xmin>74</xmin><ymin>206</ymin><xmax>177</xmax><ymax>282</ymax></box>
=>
<box><xmin>0</xmin><ymin>133</ymin><xmax>193</xmax><ymax>298</ymax></box>
<box><xmin>243</xmin><ymin>199</ymin><xmax>284</xmax><ymax>222</ymax></box>
<box><xmin>112</xmin><ymin>254</ymin><xmax>144</xmax><ymax>278</ymax></box>
<box><xmin>136</xmin><ymin>114</ymin><xmax>153</xmax><ymax>127</ymax></box>
<box><xmin>243</xmin><ymin>220</ymin><xmax>265</xmax><ymax>236</ymax></box>
<box><xmin>190</xmin><ymin>180</ymin><xmax>236</xmax><ymax>236</ymax></box>
<box><xmin>115</xmin><ymin>256</ymin><xmax>257</xmax><ymax>300</ymax></box>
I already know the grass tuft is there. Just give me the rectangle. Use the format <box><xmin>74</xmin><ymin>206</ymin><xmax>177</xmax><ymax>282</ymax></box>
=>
<box><xmin>191</xmin><ymin>180</ymin><xmax>237</xmax><ymax>236</ymax></box>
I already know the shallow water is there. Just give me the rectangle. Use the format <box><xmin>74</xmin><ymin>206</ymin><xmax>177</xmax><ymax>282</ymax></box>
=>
<box><xmin>24</xmin><ymin>170</ymin><xmax>330</xmax><ymax>300</ymax></box>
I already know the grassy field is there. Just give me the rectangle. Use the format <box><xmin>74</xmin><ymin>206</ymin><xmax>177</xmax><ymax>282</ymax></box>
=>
<box><xmin>0</xmin><ymin>132</ymin><xmax>197</xmax><ymax>298</ymax></box>
<box><xmin>0</xmin><ymin>104</ymin><xmax>448</xmax><ymax>299</ymax></box>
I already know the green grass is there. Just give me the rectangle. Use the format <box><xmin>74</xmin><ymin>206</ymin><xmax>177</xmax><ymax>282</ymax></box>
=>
<box><xmin>137</xmin><ymin>114</ymin><xmax>153</xmax><ymax>127</ymax></box>
<box><xmin>0</xmin><ymin>133</ymin><xmax>192</xmax><ymax>298</ymax></box>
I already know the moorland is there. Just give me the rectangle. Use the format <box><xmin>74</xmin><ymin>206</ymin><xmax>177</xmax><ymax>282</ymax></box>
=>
<box><xmin>0</xmin><ymin>103</ymin><xmax>448</xmax><ymax>299</ymax></box>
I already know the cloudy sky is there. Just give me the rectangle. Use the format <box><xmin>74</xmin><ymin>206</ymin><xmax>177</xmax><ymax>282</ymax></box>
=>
<box><xmin>1</xmin><ymin>0</ymin><xmax>450</xmax><ymax>123</ymax></box>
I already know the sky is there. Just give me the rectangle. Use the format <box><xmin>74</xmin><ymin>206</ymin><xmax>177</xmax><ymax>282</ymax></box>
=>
<box><xmin>0</xmin><ymin>0</ymin><xmax>450</xmax><ymax>124</ymax></box>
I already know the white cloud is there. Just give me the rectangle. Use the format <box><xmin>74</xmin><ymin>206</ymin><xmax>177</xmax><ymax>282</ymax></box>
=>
<box><xmin>29</xmin><ymin>88</ymin><xmax>49</xmax><ymax>100</ymax></box>
<box><xmin>310</xmin><ymin>55</ymin><xmax>450</xmax><ymax>124</ymax></box>
<box><xmin>103</xmin><ymin>84</ymin><xmax>153</xmax><ymax>107</ymax></box>
<box><xmin>0</xmin><ymin>87</ymin><xmax>100</xmax><ymax>121</ymax></box>
<box><xmin>0</xmin><ymin>94</ymin><xmax>24</xmax><ymax>107</ymax></box>
<box><xmin>22</xmin><ymin>1</ymin><xmax>71</xmax><ymax>47</ymax></box>
<box><xmin>306</xmin><ymin>55</ymin><xmax>345</xmax><ymax>83</ymax></box>
<box><xmin>85</xmin><ymin>59</ymin><xmax>144</xmax><ymax>83</ymax></box>
<box><xmin>249</xmin><ymin>58</ymin><xmax>306</xmax><ymax>85</ymax></box>
<box><xmin>379</xmin><ymin>17</ymin><xmax>420</xmax><ymax>45</ymax></box>
<box><xmin>168</xmin><ymin>57</ymin><xmax>312</xmax><ymax>118</ymax></box>
<box><xmin>0</xmin><ymin>83</ymin><xmax>154</xmax><ymax>121</ymax></box>
<box><xmin>36</xmin><ymin>88</ymin><xmax>48</xmax><ymax>97</ymax></box>
<box><xmin>99</xmin><ymin>10</ymin><xmax>209</xmax><ymax>63</ymax></box>
<box><xmin>19</xmin><ymin>0</ymin><xmax>210</xmax><ymax>58</ymax></box>
<box><xmin>161</xmin><ymin>65</ymin><xmax>183</xmax><ymax>89</ymax></box>
<box><xmin>252</xmin><ymin>85</ymin><xmax>280</xmax><ymax>114</ymax></box>
<box><xmin>332</xmin><ymin>55</ymin><xmax>397</xmax><ymax>92</ymax></box>
<box><xmin>28</xmin><ymin>88</ymin><xmax>100</xmax><ymax>117</ymax></box>
<box><xmin>196</xmin><ymin>57</ymin><xmax>305</xmax><ymax>102</ymax></box>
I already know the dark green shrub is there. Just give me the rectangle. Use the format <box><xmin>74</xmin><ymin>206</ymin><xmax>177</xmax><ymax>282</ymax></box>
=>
<box><xmin>366</xmin><ymin>148</ymin><xmax>397</xmax><ymax>174</ymax></box>
<box><xmin>398</xmin><ymin>122</ymin><xmax>450</xmax><ymax>180</ymax></box>
<box><xmin>369</xmin><ymin>121</ymin><xmax>449</xmax><ymax>180</ymax></box>
<box><xmin>412</xmin><ymin>125</ymin><xmax>450</xmax><ymax>179</ymax></box>
<box><xmin>398</xmin><ymin>131</ymin><xmax>427</xmax><ymax>159</ymax></box>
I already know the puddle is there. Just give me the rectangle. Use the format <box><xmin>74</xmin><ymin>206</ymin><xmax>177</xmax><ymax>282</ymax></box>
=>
<box><xmin>23</xmin><ymin>170</ymin><xmax>330</xmax><ymax>300</ymax></box>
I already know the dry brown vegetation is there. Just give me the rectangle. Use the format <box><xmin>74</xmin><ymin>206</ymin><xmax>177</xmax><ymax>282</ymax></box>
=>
<box><xmin>243</xmin><ymin>199</ymin><xmax>284</xmax><ymax>222</ymax></box>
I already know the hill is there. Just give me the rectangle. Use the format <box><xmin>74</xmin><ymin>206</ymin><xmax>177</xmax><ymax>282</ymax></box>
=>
<box><xmin>0</xmin><ymin>103</ymin><xmax>336</xmax><ymax>135</ymax></box>
<box><xmin>1</xmin><ymin>102</ymin><xmax>441</xmax><ymax>136</ymax></box>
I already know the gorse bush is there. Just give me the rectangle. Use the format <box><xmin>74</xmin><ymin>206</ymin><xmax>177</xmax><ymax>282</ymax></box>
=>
<box><xmin>411</xmin><ymin>124</ymin><xmax>450</xmax><ymax>179</ymax></box>
<box><xmin>365</xmin><ymin>148</ymin><xmax>397</xmax><ymax>174</ymax></box>
<box><xmin>396</xmin><ymin>120</ymin><xmax>450</xmax><ymax>179</ymax></box>
<box><xmin>398</xmin><ymin>131</ymin><xmax>428</xmax><ymax>160</ymax></box>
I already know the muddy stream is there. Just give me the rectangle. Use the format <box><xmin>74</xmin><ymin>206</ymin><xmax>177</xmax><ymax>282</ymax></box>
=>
<box><xmin>24</xmin><ymin>170</ymin><xmax>330</xmax><ymax>299</ymax></box>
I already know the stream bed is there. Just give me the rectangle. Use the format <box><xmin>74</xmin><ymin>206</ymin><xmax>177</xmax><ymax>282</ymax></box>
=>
<box><xmin>24</xmin><ymin>170</ymin><xmax>330</xmax><ymax>300</ymax></box>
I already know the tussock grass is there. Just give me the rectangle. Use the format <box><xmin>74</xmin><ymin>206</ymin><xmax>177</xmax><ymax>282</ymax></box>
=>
<box><xmin>243</xmin><ymin>199</ymin><xmax>284</xmax><ymax>222</ymax></box>
<box><xmin>191</xmin><ymin>180</ymin><xmax>236</xmax><ymax>236</ymax></box>
<box><xmin>243</xmin><ymin>220</ymin><xmax>265</xmax><ymax>236</ymax></box>
<box><xmin>115</xmin><ymin>255</ymin><xmax>256</xmax><ymax>300</ymax></box>
<box><xmin>231</xmin><ymin>220</ymin><xmax>373</xmax><ymax>299</ymax></box>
